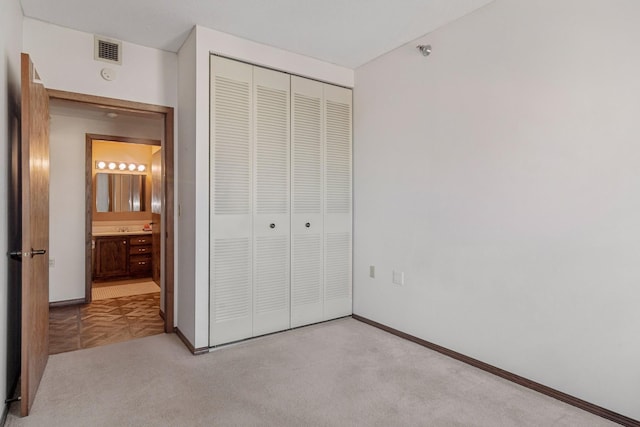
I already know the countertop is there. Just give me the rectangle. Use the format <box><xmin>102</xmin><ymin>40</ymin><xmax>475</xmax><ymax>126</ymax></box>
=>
<box><xmin>92</xmin><ymin>230</ymin><xmax>153</xmax><ymax>237</ymax></box>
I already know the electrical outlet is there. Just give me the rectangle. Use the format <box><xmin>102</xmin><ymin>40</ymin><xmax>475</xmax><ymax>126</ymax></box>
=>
<box><xmin>49</xmin><ymin>258</ymin><xmax>55</xmax><ymax>268</ymax></box>
<box><xmin>392</xmin><ymin>270</ymin><xmax>404</xmax><ymax>285</ymax></box>
<box><xmin>369</xmin><ymin>265</ymin><xmax>375</xmax><ymax>278</ymax></box>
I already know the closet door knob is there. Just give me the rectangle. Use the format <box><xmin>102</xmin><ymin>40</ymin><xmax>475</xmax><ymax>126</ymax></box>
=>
<box><xmin>269</xmin><ymin>223</ymin><xmax>276</xmax><ymax>229</ymax></box>
<box><xmin>305</xmin><ymin>223</ymin><xmax>311</xmax><ymax>228</ymax></box>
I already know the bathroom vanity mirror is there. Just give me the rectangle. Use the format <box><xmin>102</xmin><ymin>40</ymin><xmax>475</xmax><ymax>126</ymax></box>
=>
<box><xmin>95</xmin><ymin>173</ymin><xmax>146</xmax><ymax>212</ymax></box>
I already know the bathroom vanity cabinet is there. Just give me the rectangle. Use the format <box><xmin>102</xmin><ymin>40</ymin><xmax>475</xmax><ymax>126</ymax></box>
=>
<box><xmin>93</xmin><ymin>234</ymin><xmax>152</xmax><ymax>281</ymax></box>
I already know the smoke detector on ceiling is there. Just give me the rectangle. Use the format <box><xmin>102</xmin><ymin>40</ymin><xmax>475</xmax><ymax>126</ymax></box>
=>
<box><xmin>100</xmin><ymin>68</ymin><xmax>116</xmax><ymax>81</ymax></box>
<box><xmin>94</xmin><ymin>35</ymin><xmax>122</xmax><ymax>65</ymax></box>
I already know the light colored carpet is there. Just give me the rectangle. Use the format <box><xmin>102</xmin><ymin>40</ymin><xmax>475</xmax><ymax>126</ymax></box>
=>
<box><xmin>91</xmin><ymin>281</ymin><xmax>160</xmax><ymax>301</ymax></box>
<box><xmin>5</xmin><ymin>318</ymin><xmax>616</xmax><ymax>427</ymax></box>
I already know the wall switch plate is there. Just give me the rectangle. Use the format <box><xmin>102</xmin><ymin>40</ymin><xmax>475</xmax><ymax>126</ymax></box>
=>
<box><xmin>49</xmin><ymin>258</ymin><xmax>55</xmax><ymax>267</ymax></box>
<box><xmin>369</xmin><ymin>265</ymin><xmax>375</xmax><ymax>278</ymax></box>
<box><xmin>392</xmin><ymin>270</ymin><xmax>404</xmax><ymax>285</ymax></box>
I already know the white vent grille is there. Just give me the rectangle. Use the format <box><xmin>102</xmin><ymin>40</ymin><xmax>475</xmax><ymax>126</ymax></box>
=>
<box><xmin>325</xmin><ymin>232</ymin><xmax>351</xmax><ymax>300</ymax></box>
<box><xmin>94</xmin><ymin>36</ymin><xmax>122</xmax><ymax>65</ymax></box>
<box><xmin>213</xmin><ymin>238</ymin><xmax>252</xmax><ymax>322</ymax></box>
<box><xmin>255</xmin><ymin>85</ymin><xmax>289</xmax><ymax>215</ymax></box>
<box><xmin>255</xmin><ymin>236</ymin><xmax>289</xmax><ymax>314</ymax></box>
<box><xmin>292</xmin><ymin>234</ymin><xmax>322</xmax><ymax>306</ymax></box>
<box><xmin>325</xmin><ymin>100</ymin><xmax>351</xmax><ymax>214</ymax></box>
<box><xmin>214</xmin><ymin>76</ymin><xmax>252</xmax><ymax>215</ymax></box>
<box><xmin>293</xmin><ymin>93</ymin><xmax>322</xmax><ymax>214</ymax></box>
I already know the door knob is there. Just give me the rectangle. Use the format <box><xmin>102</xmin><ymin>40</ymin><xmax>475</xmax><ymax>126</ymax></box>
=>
<box><xmin>305</xmin><ymin>223</ymin><xmax>311</xmax><ymax>228</ymax></box>
<box><xmin>30</xmin><ymin>249</ymin><xmax>47</xmax><ymax>257</ymax></box>
<box><xmin>269</xmin><ymin>223</ymin><xmax>276</xmax><ymax>229</ymax></box>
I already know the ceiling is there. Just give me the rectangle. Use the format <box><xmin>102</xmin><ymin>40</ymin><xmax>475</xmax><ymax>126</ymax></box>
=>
<box><xmin>20</xmin><ymin>0</ymin><xmax>494</xmax><ymax>69</ymax></box>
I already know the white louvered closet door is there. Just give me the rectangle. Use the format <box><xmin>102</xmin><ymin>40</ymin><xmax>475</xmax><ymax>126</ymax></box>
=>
<box><xmin>252</xmin><ymin>67</ymin><xmax>291</xmax><ymax>336</ymax></box>
<box><xmin>290</xmin><ymin>76</ymin><xmax>324</xmax><ymax>328</ymax></box>
<box><xmin>324</xmin><ymin>84</ymin><xmax>353</xmax><ymax>320</ymax></box>
<box><xmin>209</xmin><ymin>56</ymin><xmax>254</xmax><ymax>346</ymax></box>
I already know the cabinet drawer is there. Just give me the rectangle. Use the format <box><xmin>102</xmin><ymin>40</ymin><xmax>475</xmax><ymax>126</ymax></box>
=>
<box><xmin>130</xmin><ymin>245</ymin><xmax>151</xmax><ymax>255</ymax></box>
<box><xmin>129</xmin><ymin>255</ymin><xmax>152</xmax><ymax>274</ymax></box>
<box><xmin>130</xmin><ymin>235</ymin><xmax>151</xmax><ymax>246</ymax></box>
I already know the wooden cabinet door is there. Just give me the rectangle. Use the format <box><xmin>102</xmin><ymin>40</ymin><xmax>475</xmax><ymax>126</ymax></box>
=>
<box><xmin>95</xmin><ymin>237</ymin><xmax>128</xmax><ymax>278</ymax></box>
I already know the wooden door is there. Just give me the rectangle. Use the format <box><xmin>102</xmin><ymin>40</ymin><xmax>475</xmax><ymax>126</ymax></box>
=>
<box><xmin>19</xmin><ymin>53</ymin><xmax>50</xmax><ymax>416</ymax></box>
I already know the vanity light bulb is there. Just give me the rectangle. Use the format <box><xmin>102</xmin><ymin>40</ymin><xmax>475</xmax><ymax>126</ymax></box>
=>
<box><xmin>118</xmin><ymin>162</ymin><xmax>127</xmax><ymax>170</ymax></box>
<box><xmin>108</xmin><ymin>162</ymin><xmax>117</xmax><ymax>170</ymax></box>
<box><xmin>137</xmin><ymin>164</ymin><xmax>146</xmax><ymax>172</ymax></box>
<box><xmin>97</xmin><ymin>161</ymin><xmax>106</xmax><ymax>169</ymax></box>
<box><xmin>128</xmin><ymin>163</ymin><xmax>137</xmax><ymax>171</ymax></box>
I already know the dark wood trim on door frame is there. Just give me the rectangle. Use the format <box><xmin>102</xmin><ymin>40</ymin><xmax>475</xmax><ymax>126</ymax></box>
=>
<box><xmin>85</xmin><ymin>133</ymin><xmax>161</xmax><ymax>305</ymax></box>
<box><xmin>352</xmin><ymin>315</ymin><xmax>640</xmax><ymax>427</ymax></box>
<box><xmin>49</xmin><ymin>298</ymin><xmax>86</xmax><ymax>308</ymax></box>
<box><xmin>47</xmin><ymin>89</ymin><xmax>175</xmax><ymax>334</ymax></box>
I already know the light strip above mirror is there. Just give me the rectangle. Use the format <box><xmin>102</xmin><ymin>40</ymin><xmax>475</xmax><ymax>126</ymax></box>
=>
<box><xmin>96</xmin><ymin>160</ymin><xmax>147</xmax><ymax>172</ymax></box>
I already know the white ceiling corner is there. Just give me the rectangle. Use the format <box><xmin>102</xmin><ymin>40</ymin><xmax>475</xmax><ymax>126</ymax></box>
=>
<box><xmin>20</xmin><ymin>0</ymin><xmax>495</xmax><ymax>68</ymax></box>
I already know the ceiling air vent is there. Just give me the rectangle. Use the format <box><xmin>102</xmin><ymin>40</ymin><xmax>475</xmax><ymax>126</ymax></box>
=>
<box><xmin>94</xmin><ymin>36</ymin><xmax>122</xmax><ymax>65</ymax></box>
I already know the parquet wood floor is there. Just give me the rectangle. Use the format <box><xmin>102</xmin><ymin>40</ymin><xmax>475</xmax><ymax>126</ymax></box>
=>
<box><xmin>49</xmin><ymin>292</ymin><xmax>164</xmax><ymax>355</ymax></box>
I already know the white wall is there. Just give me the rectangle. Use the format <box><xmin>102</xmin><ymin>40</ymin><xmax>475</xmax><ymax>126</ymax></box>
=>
<box><xmin>49</xmin><ymin>113</ymin><xmax>163</xmax><ymax>302</ymax></box>
<box><xmin>0</xmin><ymin>0</ymin><xmax>23</xmax><ymax>414</ymax></box>
<box><xmin>23</xmin><ymin>18</ymin><xmax>177</xmax><ymax>108</ymax></box>
<box><xmin>353</xmin><ymin>0</ymin><xmax>640</xmax><ymax>420</ymax></box>
<box><xmin>176</xmin><ymin>25</ymin><xmax>354</xmax><ymax>348</ymax></box>
<box><xmin>176</xmin><ymin>29</ymin><xmax>197</xmax><ymax>345</ymax></box>
<box><xmin>23</xmin><ymin>18</ymin><xmax>178</xmax><ymax>316</ymax></box>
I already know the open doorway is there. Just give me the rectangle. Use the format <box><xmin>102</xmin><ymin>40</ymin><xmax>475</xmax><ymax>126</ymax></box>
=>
<box><xmin>87</xmin><ymin>135</ymin><xmax>161</xmax><ymax>301</ymax></box>
<box><xmin>45</xmin><ymin>90</ymin><xmax>174</xmax><ymax>354</ymax></box>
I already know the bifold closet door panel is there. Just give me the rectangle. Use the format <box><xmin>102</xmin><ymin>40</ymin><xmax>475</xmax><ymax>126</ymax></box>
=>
<box><xmin>210</xmin><ymin>56</ymin><xmax>254</xmax><ymax>346</ymax></box>
<box><xmin>290</xmin><ymin>76</ymin><xmax>324</xmax><ymax>328</ymax></box>
<box><xmin>324</xmin><ymin>84</ymin><xmax>353</xmax><ymax>320</ymax></box>
<box><xmin>252</xmin><ymin>67</ymin><xmax>291</xmax><ymax>336</ymax></box>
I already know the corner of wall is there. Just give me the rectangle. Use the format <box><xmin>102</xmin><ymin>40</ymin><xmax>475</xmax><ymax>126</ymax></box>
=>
<box><xmin>352</xmin><ymin>0</ymin><xmax>640</xmax><ymax>420</ymax></box>
<box><xmin>176</xmin><ymin>28</ymin><xmax>199</xmax><ymax>346</ymax></box>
